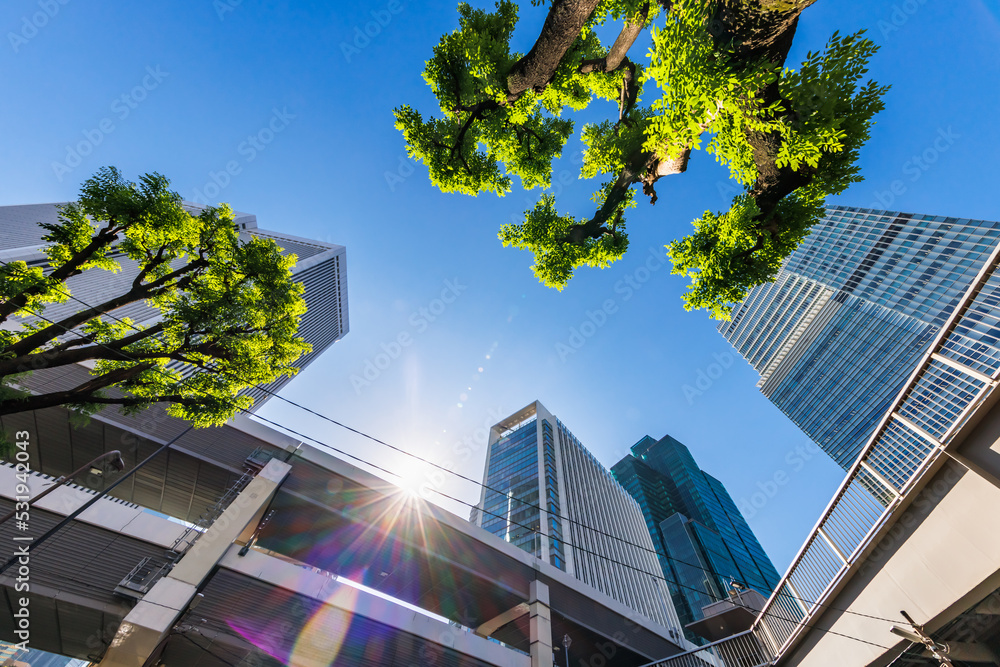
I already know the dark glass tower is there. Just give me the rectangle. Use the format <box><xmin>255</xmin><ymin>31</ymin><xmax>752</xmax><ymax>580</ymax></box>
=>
<box><xmin>612</xmin><ymin>435</ymin><xmax>780</xmax><ymax>638</ymax></box>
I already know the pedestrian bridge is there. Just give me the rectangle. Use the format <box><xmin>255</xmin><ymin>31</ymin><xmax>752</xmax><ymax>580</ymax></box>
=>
<box><xmin>645</xmin><ymin>231</ymin><xmax>1000</xmax><ymax>667</ymax></box>
<box><xmin>0</xmin><ymin>373</ymin><xmax>687</xmax><ymax>666</ymax></box>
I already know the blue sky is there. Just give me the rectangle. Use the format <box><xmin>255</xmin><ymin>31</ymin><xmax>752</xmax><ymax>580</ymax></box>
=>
<box><xmin>2</xmin><ymin>0</ymin><xmax>998</xmax><ymax>573</ymax></box>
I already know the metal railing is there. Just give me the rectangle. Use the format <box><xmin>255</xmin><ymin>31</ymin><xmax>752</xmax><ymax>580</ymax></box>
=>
<box><xmin>168</xmin><ymin>470</ymin><xmax>255</xmax><ymax>556</ymax></box>
<box><xmin>752</xmin><ymin>241</ymin><xmax>1000</xmax><ymax>662</ymax></box>
<box><xmin>643</xmin><ymin>630</ymin><xmax>769</xmax><ymax>667</ymax></box>
<box><xmin>113</xmin><ymin>454</ymin><xmax>262</xmax><ymax>601</ymax></box>
<box><xmin>113</xmin><ymin>556</ymin><xmax>174</xmax><ymax>599</ymax></box>
<box><xmin>652</xmin><ymin>242</ymin><xmax>1000</xmax><ymax>667</ymax></box>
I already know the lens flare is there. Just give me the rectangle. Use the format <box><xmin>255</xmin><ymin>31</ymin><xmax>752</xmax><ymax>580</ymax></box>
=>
<box><xmin>228</xmin><ymin>581</ymin><xmax>360</xmax><ymax>666</ymax></box>
<box><xmin>287</xmin><ymin>583</ymin><xmax>360</xmax><ymax>666</ymax></box>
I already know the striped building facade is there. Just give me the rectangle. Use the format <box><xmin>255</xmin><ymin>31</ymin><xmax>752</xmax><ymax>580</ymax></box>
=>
<box><xmin>0</xmin><ymin>202</ymin><xmax>348</xmax><ymax>411</ymax></box>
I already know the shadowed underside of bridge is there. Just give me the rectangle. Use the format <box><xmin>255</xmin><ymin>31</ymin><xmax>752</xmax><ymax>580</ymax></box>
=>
<box><xmin>157</xmin><ymin>568</ymin><xmax>506</xmax><ymax>667</ymax></box>
<box><xmin>0</xmin><ymin>372</ymin><xmax>684</xmax><ymax>665</ymax></box>
<box><xmin>0</xmin><ymin>500</ymin><xmax>163</xmax><ymax>661</ymax></box>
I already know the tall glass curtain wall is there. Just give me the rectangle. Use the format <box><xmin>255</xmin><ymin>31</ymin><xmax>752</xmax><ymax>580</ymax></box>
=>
<box><xmin>482</xmin><ymin>421</ymin><xmax>541</xmax><ymax>557</ymax></box>
<box><xmin>720</xmin><ymin>208</ymin><xmax>1000</xmax><ymax>468</ymax></box>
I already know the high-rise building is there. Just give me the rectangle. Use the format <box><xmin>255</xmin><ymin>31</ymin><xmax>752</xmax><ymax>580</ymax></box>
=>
<box><xmin>612</xmin><ymin>435</ymin><xmax>781</xmax><ymax>638</ymax></box>
<box><xmin>719</xmin><ymin>207</ymin><xmax>1000</xmax><ymax>467</ymax></box>
<box><xmin>0</xmin><ymin>202</ymin><xmax>349</xmax><ymax>409</ymax></box>
<box><xmin>471</xmin><ymin>401</ymin><xmax>684</xmax><ymax>635</ymax></box>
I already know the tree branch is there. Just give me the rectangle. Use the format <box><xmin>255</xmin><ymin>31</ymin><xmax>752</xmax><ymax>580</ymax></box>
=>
<box><xmin>0</xmin><ymin>323</ymin><xmax>167</xmax><ymax>377</ymax></box>
<box><xmin>5</xmin><ymin>259</ymin><xmax>206</xmax><ymax>358</ymax></box>
<box><xmin>0</xmin><ymin>388</ymin><xmax>203</xmax><ymax>417</ymax></box>
<box><xmin>506</xmin><ymin>0</ymin><xmax>604</xmax><ymax>96</ymax></box>
<box><xmin>0</xmin><ymin>363</ymin><xmax>157</xmax><ymax>416</ymax></box>
<box><xmin>0</xmin><ymin>219</ymin><xmax>123</xmax><ymax>323</ymax></box>
<box><xmin>132</xmin><ymin>244</ymin><xmax>170</xmax><ymax>291</ymax></box>
<box><xmin>578</xmin><ymin>2</ymin><xmax>649</xmax><ymax>75</ymax></box>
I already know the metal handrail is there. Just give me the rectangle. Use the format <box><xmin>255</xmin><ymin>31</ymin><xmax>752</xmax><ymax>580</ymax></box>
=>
<box><xmin>639</xmin><ymin>243</ymin><xmax>1000</xmax><ymax>667</ymax></box>
<box><xmin>649</xmin><ymin>244</ymin><xmax>1000</xmax><ymax>667</ymax></box>
<box><xmin>640</xmin><ymin>630</ymin><xmax>767</xmax><ymax>667</ymax></box>
<box><xmin>750</xmin><ymin>240</ymin><xmax>1000</xmax><ymax>662</ymax></box>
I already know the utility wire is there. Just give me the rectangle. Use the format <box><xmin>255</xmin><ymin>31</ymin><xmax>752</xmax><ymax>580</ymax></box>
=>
<box><xmin>243</xmin><ymin>409</ymin><xmax>895</xmax><ymax>652</ymax></box>
<box><xmin>175</xmin><ymin>632</ymin><xmax>242</xmax><ymax>667</ymax></box>
<box><xmin>0</xmin><ymin>257</ymin><xmax>904</xmax><ymax>627</ymax></box>
<box><xmin>2</xmin><ymin>290</ymin><xmax>894</xmax><ymax>652</ymax></box>
<box><xmin>1</xmin><ymin>258</ymin><xmax>901</xmax><ymax>643</ymax></box>
<box><xmin>0</xmin><ymin>261</ymin><xmax>900</xmax><ymax>626</ymax></box>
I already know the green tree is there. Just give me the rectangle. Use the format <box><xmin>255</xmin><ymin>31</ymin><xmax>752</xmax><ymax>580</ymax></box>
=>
<box><xmin>395</xmin><ymin>0</ymin><xmax>888</xmax><ymax>318</ymax></box>
<box><xmin>0</xmin><ymin>167</ymin><xmax>310</xmax><ymax>426</ymax></box>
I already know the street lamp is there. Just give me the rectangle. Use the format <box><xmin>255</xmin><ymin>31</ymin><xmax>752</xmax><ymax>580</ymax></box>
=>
<box><xmin>0</xmin><ymin>449</ymin><xmax>125</xmax><ymax>527</ymax></box>
<box><xmin>0</xmin><ymin>426</ymin><xmax>192</xmax><ymax>577</ymax></box>
<box><xmin>562</xmin><ymin>634</ymin><xmax>571</xmax><ymax>667</ymax></box>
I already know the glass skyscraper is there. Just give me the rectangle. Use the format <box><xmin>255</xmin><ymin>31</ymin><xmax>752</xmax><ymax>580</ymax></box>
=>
<box><xmin>612</xmin><ymin>435</ymin><xmax>780</xmax><ymax>639</ymax></box>
<box><xmin>472</xmin><ymin>401</ymin><xmax>684</xmax><ymax>636</ymax></box>
<box><xmin>720</xmin><ymin>207</ymin><xmax>1000</xmax><ymax>468</ymax></box>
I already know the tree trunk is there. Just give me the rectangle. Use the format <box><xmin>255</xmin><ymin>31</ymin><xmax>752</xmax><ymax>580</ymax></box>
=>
<box><xmin>506</xmin><ymin>0</ymin><xmax>604</xmax><ymax>96</ymax></box>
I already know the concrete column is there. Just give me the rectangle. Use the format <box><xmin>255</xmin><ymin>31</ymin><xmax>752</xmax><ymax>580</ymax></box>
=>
<box><xmin>529</xmin><ymin>579</ymin><xmax>553</xmax><ymax>667</ymax></box>
<box><xmin>99</xmin><ymin>459</ymin><xmax>291</xmax><ymax>666</ymax></box>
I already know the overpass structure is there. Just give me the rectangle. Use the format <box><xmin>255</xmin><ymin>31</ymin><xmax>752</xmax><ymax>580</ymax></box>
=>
<box><xmin>642</xmin><ymin>236</ymin><xmax>1000</xmax><ymax>667</ymax></box>
<box><xmin>0</xmin><ymin>366</ymin><xmax>688</xmax><ymax>666</ymax></box>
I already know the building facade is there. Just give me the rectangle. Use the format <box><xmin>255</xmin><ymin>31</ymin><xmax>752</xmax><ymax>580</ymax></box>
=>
<box><xmin>0</xmin><ymin>202</ymin><xmax>349</xmax><ymax>410</ymax></box>
<box><xmin>472</xmin><ymin>401</ymin><xmax>684</xmax><ymax>635</ymax></box>
<box><xmin>612</xmin><ymin>435</ymin><xmax>781</xmax><ymax>638</ymax></box>
<box><xmin>719</xmin><ymin>207</ymin><xmax>1000</xmax><ymax>467</ymax></box>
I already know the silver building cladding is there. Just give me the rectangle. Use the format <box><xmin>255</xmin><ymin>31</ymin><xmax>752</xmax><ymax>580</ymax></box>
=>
<box><xmin>720</xmin><ymin>206</ymin><xmax>1000</xmax><ymax>468</ymax></box>
<box><xmin>0</xmin><ymin>202</ymin><xmax>348</xmax><ymax>410</ymax></box>
<box><xmin>472</xmin><ymin>401</ymin><xmax>684</xmax><ymax>638</ymax></box>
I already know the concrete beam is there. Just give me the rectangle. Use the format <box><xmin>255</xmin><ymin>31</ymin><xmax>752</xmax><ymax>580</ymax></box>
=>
<box><xmin>219</xmin><ymin>547</ymin><xmax>530</xmax><ymax>667</ymax></box>
<box><xmin>476</xmin><ymin>602</ymin><xmax>530</xmax><ymax>637</ymax></box>
<box><xmin>529</xmin><ymin>580</ymin><xmax>553</xmax><ymax>667</ymax></box>
<box><xmin>98</xmin><ymin>459</ymin><xmax>290</xmax><ymax>667</ymax></box>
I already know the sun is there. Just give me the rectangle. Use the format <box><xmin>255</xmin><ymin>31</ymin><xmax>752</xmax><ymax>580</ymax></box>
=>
<box><xmin>394</xmin><ymin>466</ymin><xmax>427</xmax><ymax>500</ymax></box>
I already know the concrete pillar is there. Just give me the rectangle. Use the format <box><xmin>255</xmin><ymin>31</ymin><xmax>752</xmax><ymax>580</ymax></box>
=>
<box><xmin>529</xmin><ymin>579</ymin><xmax>553</xmax><ymax>667</ymax></box>
<box><xmin>99</xmin><ymin>459</ymin><xmax>290</xmax><ymax>666</ymax></box>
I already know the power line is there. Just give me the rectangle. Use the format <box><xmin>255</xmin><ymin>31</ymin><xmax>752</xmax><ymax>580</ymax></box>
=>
<box><xmin>2</xmin><ymin>290</ymin><xmax>894</xmax><ymax>651</ymax></box>
<box><xmin>1</xmin><ymin>257</ymin><xmax>901</xmax><ymax>644</ymax></box>
<box><xmin>247</xmin><ymin>410</ymin><xmax>896</xmax><ymax>651</ymax></box>
<box><xmin>0</xmin><ymin>256</ymin><xmax>904</xmax><ymax>626</ymax></box>
<box><xmin>175</xmin><ymin>632</ymin><xmax>243</xmax><ymax>667</ymax></box>
<box><xmin>1</xmin><ymin>261</ymin><xmax>897</xmax><ymax>626</ymax></box>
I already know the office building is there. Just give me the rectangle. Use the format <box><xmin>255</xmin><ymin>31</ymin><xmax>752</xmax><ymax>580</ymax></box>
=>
<box><xmin>0</xmin><ymin>202</ymin><xmax>349</xmax><ymax>409</ymax></box>
<box><xmin>0</xmin><ymin>398</ymin><xmax>687</xmax><ymax>666</ymax></box>
<box><xmin>612</xmin><ymin>435</ymin><xmax>781</xmax><ymax>638</ymax></box>
<box><xmin>719</xmin><ymin>207</ymin><xmax>1000</xmax><ymax>467</ymax></box>
<box><xmin>472</xmin><ymin>401</ymin><xmax>684</xmax><ymax>635</ymax></box>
